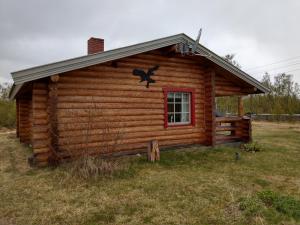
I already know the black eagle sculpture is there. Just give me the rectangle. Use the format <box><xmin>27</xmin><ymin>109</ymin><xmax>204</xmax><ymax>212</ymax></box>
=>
<box><xmin>132</xmin><ymin>65</ymin><xmax>159</xmax><ymax>88</ymax></box>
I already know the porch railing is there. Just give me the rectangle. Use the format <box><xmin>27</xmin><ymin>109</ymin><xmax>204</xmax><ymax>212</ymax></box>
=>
<box><xmin>215</xmin><ymin>116</ymin><xmax>252</xmax><ymax>145</ymax></box>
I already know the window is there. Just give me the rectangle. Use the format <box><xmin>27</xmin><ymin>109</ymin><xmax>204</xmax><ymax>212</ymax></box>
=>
<box><xmin>163</xmin><ymin>88</ymin><xmax>195</xmax><ymax>128</ymax></box>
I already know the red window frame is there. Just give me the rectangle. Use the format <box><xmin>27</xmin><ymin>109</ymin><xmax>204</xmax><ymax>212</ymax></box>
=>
<box><xmin>163</xmin><ymin>87</ymin><xmax>196</xmax><ymax>128</ymax></box>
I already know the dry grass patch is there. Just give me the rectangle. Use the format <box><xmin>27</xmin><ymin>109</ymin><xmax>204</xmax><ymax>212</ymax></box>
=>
<box><xmin>0</xmin><ymin>121</ymin><xmax>300</xmax><ymax>224</ymax></box>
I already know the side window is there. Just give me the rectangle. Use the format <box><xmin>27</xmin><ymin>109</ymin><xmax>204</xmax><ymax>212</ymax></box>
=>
<box><xmin>163</xmin><ymin>88</ymin><xmax>195</xmax><ymax>128</ymax></box>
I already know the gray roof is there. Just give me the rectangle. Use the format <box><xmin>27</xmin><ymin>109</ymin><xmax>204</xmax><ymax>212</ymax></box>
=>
<box><xmin>9</xmin><ymin>33</ymin><xmax>269</xmax><ymax>99</ymax></box>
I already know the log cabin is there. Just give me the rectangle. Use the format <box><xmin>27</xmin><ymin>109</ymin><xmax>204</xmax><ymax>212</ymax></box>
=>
<box><xmin>9</xmin><ymin>33</ymin><xmax>268</xmax><ymax>166</ymax></box>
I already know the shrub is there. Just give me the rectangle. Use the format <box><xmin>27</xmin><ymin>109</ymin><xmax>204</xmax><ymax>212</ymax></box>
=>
<box><xmin>241</xmin><ymin>142</ymin><xmax>263</xmax><ymax>152</ymax></box>
<box><xmin>0</xmin><ymin>100</ymin><xmax>16</xmax><ymax>128</ymax></box>
<box><xmin>66</xmin><ymin>155</ymin><xmax>131</xmax><ymax>180</ymax></box>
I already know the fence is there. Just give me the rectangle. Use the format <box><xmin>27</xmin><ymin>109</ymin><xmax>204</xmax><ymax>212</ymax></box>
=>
<box><xmin>252</xmin><ymin>114</ymin><xmax>300</xmax><ymax>122</ymax></box>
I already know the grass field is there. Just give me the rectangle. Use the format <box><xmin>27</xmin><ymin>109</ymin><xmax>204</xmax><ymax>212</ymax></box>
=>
<box><xmin>1</xmin><ymin>122</ymin><xmax>300</xmax><ymax>225</ymax></box>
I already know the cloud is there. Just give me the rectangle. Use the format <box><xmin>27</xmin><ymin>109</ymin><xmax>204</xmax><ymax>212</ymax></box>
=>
<box><xmin>0</xmin><ymin>0</ymin><xmax>299</xmax><ymax>84</ymax></box>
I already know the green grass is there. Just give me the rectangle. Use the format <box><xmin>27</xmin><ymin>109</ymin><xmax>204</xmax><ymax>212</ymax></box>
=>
<box><xmin>0</xmin><ymin>121</ymin><xmax>300</xmax><ymax>225</ymax></box>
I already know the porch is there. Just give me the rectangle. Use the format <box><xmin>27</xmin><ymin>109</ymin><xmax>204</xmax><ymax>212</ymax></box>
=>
<box><xmin>215</xmin><ymin>116</ymin><xmax>252</xmax><ymax>145</ymax></box>
<box><xmin>213</xmin><ymin>96</ymin><xmax>252</xmax><ymax>146</ymax></box>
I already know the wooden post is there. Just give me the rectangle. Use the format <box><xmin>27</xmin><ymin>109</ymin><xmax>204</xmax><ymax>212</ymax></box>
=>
<box><xmin>147</xmin><ymin>140</ymin><xmax>160</xmax><ymax>162</ymax></box>
<box><xmin>238</xmin><ymin>96</ymin><xmax>244</xmax><ymax>116</ymax></box>
<box><xmin>204</xmin><ymin>70</ymin><xmax>216</xmax><ymax>146</ymax></box>
<box><xmin>48</xmin><ymin>75</ymin><xmax>60</xmax><ymax>162</ymax></box>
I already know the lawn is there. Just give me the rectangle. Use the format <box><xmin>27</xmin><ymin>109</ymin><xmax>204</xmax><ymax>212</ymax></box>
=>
<box><xmin>0</xmin><ymin>122</ymin><xmax>300</xmax><ymax>225</ymax></box>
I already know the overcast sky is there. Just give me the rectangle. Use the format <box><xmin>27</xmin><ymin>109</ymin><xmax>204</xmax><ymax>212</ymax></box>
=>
<box><xmin>1</xmin><ymin>0</ymin><xmax>300</xmax><ymax>84</ymax></box>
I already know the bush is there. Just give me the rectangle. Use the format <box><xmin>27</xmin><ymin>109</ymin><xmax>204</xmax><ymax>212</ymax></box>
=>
<box><xmin>241</xmin><ymin>142</ymin><xmax>263</xmax><ymax>152</ymax></box>
<box><xmin>0</xmin><ymin>100</ymin><xmax>16</xmax><ymax>128</ymax></box>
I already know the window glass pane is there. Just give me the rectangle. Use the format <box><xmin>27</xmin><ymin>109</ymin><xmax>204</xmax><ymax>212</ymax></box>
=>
<box><xmin>168</xmin><ymin>113</ymin><xmax>175</xmax><ymax>123</ymax></box>
<box><xmin>182</xmin><ymin>93</ymin><xmax>189</xmax><ymax>103</ymax></box>
<box><xmin>182</xmin><ymin>113</ymin><xmax>190</xmax><ymax>122</ymax></box>
<box><xmin>182</xmin><ymin>103</ymin><xmax>189</xmax><ymax>113</ymax></box>
<box><xmin>175</xmin><ymin>103</ymin><xmax>181</xmax><ymax>113</ymax></box>
<box><xmin>167</xmin><ymin>93</ymin><xmax>174</xmax><ymax>103</ymax></box>
<box><xmin>175</xmin><ymin>93</ymin><xmax>182</xmax><ymax>102</ymax></box>
<box><xmin>167</xmin><ymin>103</ymin><xmax>174</xmax><ymax>113</ymax></box>
<box><xmin>175</xmin><ymin>113</ymin><xmax>181</xmax><ymax>122</ymax></box>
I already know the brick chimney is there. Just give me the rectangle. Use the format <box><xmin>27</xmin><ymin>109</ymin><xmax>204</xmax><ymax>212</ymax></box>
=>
<box><xmin>87</xmin><ymin>37</ymin><xmax>104</xmax><ymax>54</ymax></box>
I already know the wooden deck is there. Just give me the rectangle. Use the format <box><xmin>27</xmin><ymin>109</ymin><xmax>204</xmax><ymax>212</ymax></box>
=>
<box><xmin>215</xmin><ymin>116</ymin><xmax>252</xmax><ymax>145</ymax></box>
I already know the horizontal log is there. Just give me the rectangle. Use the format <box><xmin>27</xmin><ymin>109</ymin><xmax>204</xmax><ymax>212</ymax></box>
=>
<box><xmin>32</xmin><ymin>139</ymin><xmax>50</xmax><ymax>149</ymax></box>
<box><xmin>58</xmin><ymin>133</ymin><xmax>202</xmax><ymax>149</ymax></box>
<box><xmin>33</xmin><ymin>147</ymin><xmax>50</xmax><ymax>154</ymax></box>
<box><xmin>56</xmin><ymin>137</ymin><xmax>204</xmax><ymax>159</ymax></box>
<box><xmin>32</xmin><ymin>89</ymin><xmax>48</xmax><ymax>95</ymax></box>
<box><xmin>58</xmin><ymin>129</ymin><xmax>204</xmax><ymax>145</ymax></box>
<box><xmin>60</xmin><ymin>74</ymin><xmax>203</xmax><ymax>87</ymax></box>
<box><xmin>56</xmin><ymin>102</ymin><xmax>164</xmax><ymax>110</ymax></box>
<box><xmin>58</xmin><ymin>79</ymin><xmax>202</xmax><ymax>90</ymax></box>
<box><xmin>32</xmin><ymin>132</ymin><xmax>49</xmax><ymax>140</ymax></box>
<box><xmin>33</xmin><ymin>118</ymin><xmax>48</xmax><ymax>125</ymax></box>
<box><xmin>55</xmin><ymin>103</ymin><xmax>203</xmax><ymax>112</ymax></box>
<box><xmin>32</xmin><ymin>125</ymin><xmax>48</xmax><ymax>133</ymax></box>
<box><xmin>130</xmin><ymin>52</ymin><xmax>206</xmax><ymax>65</ymax></box>
<box><xmin>59</xmin><ymin>126</ymin><xmax>204</xmax><ymax>139</ymax></box>
<box><xmin>61</xmin><ymin>71</ymin><xmax>204</xmax><ymax>85</ymax></box>
<box><xmin>118</xmin><ymin>58</ymin><xmax>203</xmax><ymax>74</ymax></box>
<box><xmin>57</xmin><ymin>108</ymin><xmax>164</xmax><ymax>117</ymax></box>
<box><xmin>58</xmin><ymin>96</ymin><xmax>164</xmax><ymax>104</ymax></box>
<box><xmin>58</xmin><ymin>120</ymin><xmax>163</xmax><ymax>131</ymax></box>
<box><xmin>58</xmin><ymin>114</ymin><xmax>164</xmax><ymax>123</ymax></box>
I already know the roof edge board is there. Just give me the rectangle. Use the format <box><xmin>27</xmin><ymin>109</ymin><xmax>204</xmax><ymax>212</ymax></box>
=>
<box><xmin>11</xmin><ymin>34</ymin><xmax>185</xmax><ymax>80</ymax></box>
<box><xmin>9</xmin><ymin>84</ymin><xmax>22</xmax><ymax>100</ymax></box>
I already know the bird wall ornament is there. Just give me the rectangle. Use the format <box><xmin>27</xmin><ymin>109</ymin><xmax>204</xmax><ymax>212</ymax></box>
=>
<box><xmin>132</xmin><ymin>65</ymin><xmax>159</xmax><ymax>88</ymax></box>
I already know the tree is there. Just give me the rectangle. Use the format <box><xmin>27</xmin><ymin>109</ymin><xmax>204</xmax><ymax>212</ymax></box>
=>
<box><xmin>223</xmin><ymin>54</ymin><xmax>241</xmax><ymax>69</ymax></box>
<box><xmin>218</xmin><ymin>54</ymin><xmax>300</xmax><ymax>115</ymax></box>
<box><xmin>0</xmin><ymin>82</ymin><xmax>12</xmax><ymax>100</ymax></box>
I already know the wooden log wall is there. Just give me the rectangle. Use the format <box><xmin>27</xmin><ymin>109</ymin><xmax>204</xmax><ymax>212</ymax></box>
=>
<box><xmin>31</xmin><ymin>82</ymin><xmax>50</xmax><ymax>166</ymax></box>
<box><xmin>24</xmin><ymin>50</ymin><xmax>256</xmax><ymax>165</ymax></box>
<box><xmin>53</xmin><ymin>51</ymin><xmax>208</xmax><ymax>158</ymax></box>
<box><xmin>17</xmin><ymin>96</ymin><xmax>32</xmax><ymax>144</ymax></box>
<box><xmin>215</xmin><ymin>74</ymin><xmax>245</xmax><ymax>96</ymax></box>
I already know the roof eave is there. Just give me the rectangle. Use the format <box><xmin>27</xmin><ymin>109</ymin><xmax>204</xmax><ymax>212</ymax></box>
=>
<box><xmin>8</xmin><ymin>84</ymin><xmax>23</xmax><ymax>100</ymax></box>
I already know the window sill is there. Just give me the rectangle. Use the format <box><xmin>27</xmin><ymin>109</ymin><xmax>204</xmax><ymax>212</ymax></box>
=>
<box><xmin>165</xmin><ymin>123</ymin><xmax>194</xmax><ymax>129</ymax></box>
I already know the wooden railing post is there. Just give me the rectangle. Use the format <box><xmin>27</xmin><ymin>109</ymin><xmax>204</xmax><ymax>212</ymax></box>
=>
<box><xmin>238</xmin><ymin>96</ymin><xmax>244</xmax><ymax>116</ymax></box>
